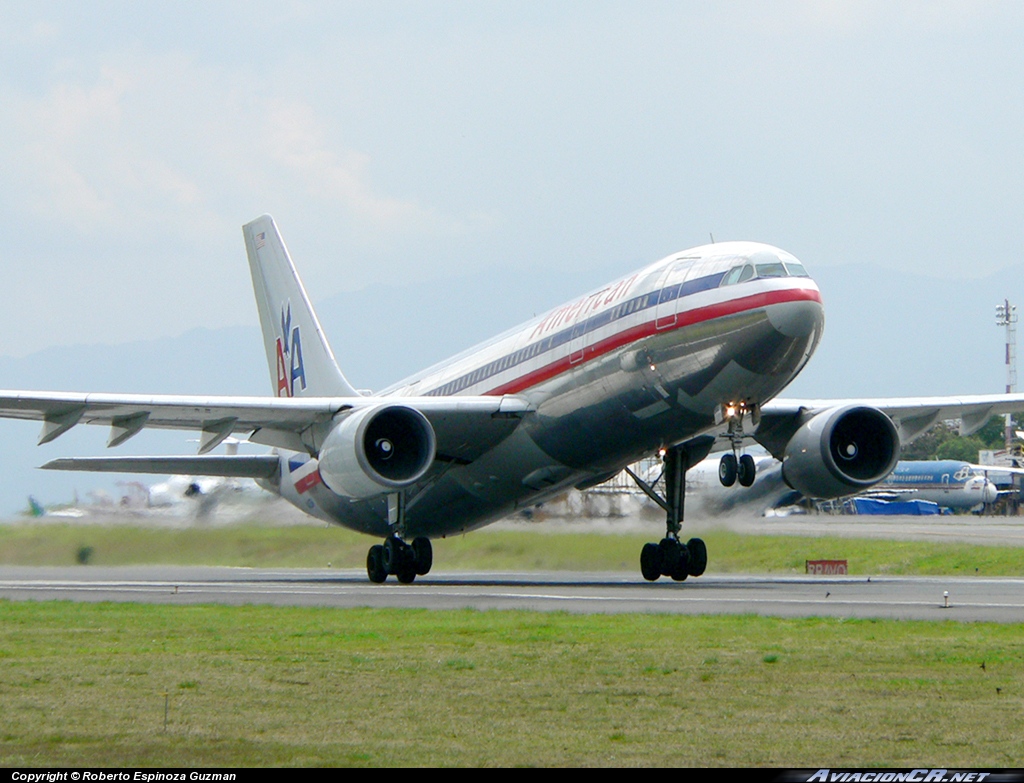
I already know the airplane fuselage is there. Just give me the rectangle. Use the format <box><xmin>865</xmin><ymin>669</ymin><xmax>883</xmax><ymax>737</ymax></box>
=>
<box><xmin>275</xmin><ymin>240</ymin><xmax>825</xmax><ymax>537</ymax></box>
<box><xmin>874</xmin><ymin>460</ymin><xmax>998</xmax><ymax>509</ymax></box>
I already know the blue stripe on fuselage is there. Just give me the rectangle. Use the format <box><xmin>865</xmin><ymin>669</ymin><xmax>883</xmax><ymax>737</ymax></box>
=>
<box><xmin>424</xmin><ymin>270</ymin><xmax>728</xmax><ymax>397</ymax></box>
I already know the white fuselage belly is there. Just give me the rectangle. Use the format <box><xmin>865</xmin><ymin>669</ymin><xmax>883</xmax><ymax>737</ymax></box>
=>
<box><xmin>279</xmin><ymin>242</ymin><xmax>825</xmax><ymax>536</ymax></box>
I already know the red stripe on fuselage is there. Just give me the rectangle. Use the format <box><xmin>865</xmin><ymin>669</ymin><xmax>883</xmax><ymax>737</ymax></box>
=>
<box><xmin>484</xmin><ymin>286</ymin><xmax>822</xmax><ymax>396</ymax></box>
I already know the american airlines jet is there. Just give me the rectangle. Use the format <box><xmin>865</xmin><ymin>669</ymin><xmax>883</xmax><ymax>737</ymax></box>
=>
<box><xmin>2</xmin><ymin>216</ymin><xmax>1023</xmax><ymax>583</ymax></box>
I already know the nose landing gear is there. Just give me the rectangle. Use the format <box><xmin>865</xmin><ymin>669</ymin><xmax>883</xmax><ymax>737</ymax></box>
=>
<box><xmin>718</xmin><ymin>403</ymin><xmax>759</xmax><ymax>488</ymax></box>
<box><xmin>719</xmin><ymin>452</ymin><xmax>757</xmax><ymax>487</ymax></box>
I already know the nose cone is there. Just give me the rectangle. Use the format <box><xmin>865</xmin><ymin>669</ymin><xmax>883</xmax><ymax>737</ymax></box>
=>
<box><xmin>766</xmin><ymin>295</ymin><xmax>825</xmax><ymax>339</ymax></box>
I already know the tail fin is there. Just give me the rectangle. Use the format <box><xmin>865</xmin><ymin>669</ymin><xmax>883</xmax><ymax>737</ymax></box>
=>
<box><xmin>243</xmin><ymin>215</ymin><xmax>359</xmax><ymax>398</ymax></box>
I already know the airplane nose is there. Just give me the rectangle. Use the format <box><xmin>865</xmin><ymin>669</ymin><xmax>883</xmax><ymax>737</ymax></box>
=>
<box><xmin>765</xmin><ymin>297</ymin><xmax>825</xmax><ymax>338</ymax></box>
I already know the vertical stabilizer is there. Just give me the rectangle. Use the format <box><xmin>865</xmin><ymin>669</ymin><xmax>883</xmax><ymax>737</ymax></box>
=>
<box><xmin>243</xmin><ymin>215</ymin><xmax>359</xmax><ymax>398</ymax></box>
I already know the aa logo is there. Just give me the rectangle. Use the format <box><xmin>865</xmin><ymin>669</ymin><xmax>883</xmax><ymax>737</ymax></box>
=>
<box><xmin>276</xmin><ymin>303</ymin><xmax>306</xmax><ymax>397</ymax></box>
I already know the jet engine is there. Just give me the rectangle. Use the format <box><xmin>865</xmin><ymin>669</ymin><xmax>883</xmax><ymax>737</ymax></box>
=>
<box><xmin>781</xmin><ymin>405</ymin><xmax>900</xmax><ymax>499</ymax></box>
<box><xmin>318</xmin><ymin>405</ymin><xmax>436</xmax><ymax>499</ymax></box>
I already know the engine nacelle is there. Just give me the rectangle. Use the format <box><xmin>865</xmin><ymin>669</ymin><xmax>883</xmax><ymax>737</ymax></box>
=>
<box><xmin>781</xmin><ymin>405</ymin><xmax>900</xmax><ymax>499</ymax></box>
<box><xmin>318</xmin><ymin>405</ymin><xmax>436</xmax><ymax>499</ymax></box>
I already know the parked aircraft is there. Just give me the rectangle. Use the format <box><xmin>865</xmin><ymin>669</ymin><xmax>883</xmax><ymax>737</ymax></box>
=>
<box><xmin>683</xmin><ymin>454</ymin><xmax>998</xmax><ymax>514</ymax></box>
<box><xmin>868</xmin><ymin>460</ymin><xmax>998</xmax><ymax>509</ymax></box>
<box><xmin>3</xmin><ymin>216</ymin><xmax>1024</xmax><ymax>583</ymax></box>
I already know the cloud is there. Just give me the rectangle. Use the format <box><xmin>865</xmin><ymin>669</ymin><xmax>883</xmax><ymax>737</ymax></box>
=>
<box><xmin>259</xmin><ymin>97</ymin><xmax>458</xmax><ymax>235</ymax></box>
<box><xmin>0</xmin><ymin>48</ymin><xmax>481</xmax><ymax>247</ymax></box>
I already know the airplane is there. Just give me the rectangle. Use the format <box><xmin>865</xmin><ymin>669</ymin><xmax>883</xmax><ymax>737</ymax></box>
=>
<box><xmin>680</xmin><ymin>453</ymin><xmax>998</xmax><ymax>514</ymax></box>
<box><xmin>4</xmin><ymin>215</ymin><xmax>1024</xmax><ymax>583</ymax></box>
<box><xmin>867</xmin><ymin>460</ymin><xmax>998</xmax><ymax>509</ymax></box>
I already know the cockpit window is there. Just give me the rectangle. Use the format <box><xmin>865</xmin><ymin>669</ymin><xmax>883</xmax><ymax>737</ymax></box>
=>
<box><xmin>754</xmin><ymin>262</ymin><xmax>788</xmax><ymax>278</ymax></box>
<box><xmin>720</xmin><ymin>264</ymin><xmax>757</xmax><ymax>286</ymax></box>
<box><xmin>785</xmin><ymin>261</ymin><xmax>809</xmax><ymax>277</ymax></box>
<box><xmin>721</xmin><ymin>266</ymin><xmax>743</xmax><ymax>286</ymax></box>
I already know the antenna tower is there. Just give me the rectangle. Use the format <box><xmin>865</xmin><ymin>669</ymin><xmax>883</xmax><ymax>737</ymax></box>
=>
<box><xmin>996</xmin><ymin>299</ymin><xmax>1018</xmax><ymax>449</ymax></box>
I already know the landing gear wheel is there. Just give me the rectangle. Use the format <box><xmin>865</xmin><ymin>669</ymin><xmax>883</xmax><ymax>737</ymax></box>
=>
<box><xmin>669</xmin><ymin>542</ymin><xmax>691</xmax><ymax>582</ymax></box>
<box><xmin>411</xmin><ymin>537</ymin><xmax>433</xmax><ymax>576</ymax></box>
<box><xmin>382</xmin><ymin>536</ymin><xmax>404</xmax><ymax>574</ymax></box>
<box><xmin>686</xmin><ymin>537</ymin><xmax>707</xmax><ymax>577</ymax></box>
<box><xmin>658</xmin><ymin>538</ymin><xmax>681</xmax><ymax>577</ymax></box>
<box><xmin>719</xmin><ymin>453</ymin><xmax>738</xmax><ymax>487</ymax></box>
<box><xmin>738</xmin><ymin>454</ymin><xmax>756</xmax><ymax>487</ymax></box>
<box><xmin>396</xmin><ymin>566</ymin><xmax>417</xmax><ymax>584</ymax></box>
<box><xmin>640</xmin><ymin>543</ymin><xmax>661</xmax><ymax>581</ymax></box>
<box><xmin>367</xmin><ymin>545</ymin><xmax>387</xmax><ymax>583</ymax></box>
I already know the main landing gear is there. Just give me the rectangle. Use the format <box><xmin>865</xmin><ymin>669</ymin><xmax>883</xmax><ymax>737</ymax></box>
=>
<box><xmin>366</xmin><ymin>535</ymin><xmax>432</xmax><ymax>584</ymax></box>
<box><xmin>366</xmin><ymin>490</ymin><xmax>433</xmax><ymax>583</ymax></box>
<box><xmin>626</xmin><ymin>435</ymin><xmax>714</xmax><ymax>582</ymax></box>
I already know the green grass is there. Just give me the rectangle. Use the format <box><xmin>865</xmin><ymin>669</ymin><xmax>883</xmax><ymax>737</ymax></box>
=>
<box><xmin>3</xmin><ymin>522</ymin><xmax>1024</xmax><ymax>765</ymax></box>
<box><xmin>0</xmin><ymin>521</ymin><xmax>1022</xmax><ymax>576</ymax></box>
<box><xmin>0</xmin><ymin>601</ymin><xmax>1022</xmax><ymax>766</ymax></box>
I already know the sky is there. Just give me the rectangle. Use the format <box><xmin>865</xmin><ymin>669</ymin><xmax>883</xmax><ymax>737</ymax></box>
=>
<box><xmin>2</xmin><ymin>2</ymin><xmax>1024</xmax><ymax>511</ymax></box>
<box><xmin>2</xmin><ymin>1</ymin><xmax>1024</xmax><ymax>357</ymax></box>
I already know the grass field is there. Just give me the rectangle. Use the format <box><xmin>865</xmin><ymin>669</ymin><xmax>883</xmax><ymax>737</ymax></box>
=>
<box><xmin>1</xmin><ymin>520</ymin><xmax>1023</xmax><ymax>576</ymax></box>
<box><xmin>1</xmin><ymin>601</ymin><xmax>1022</xmax><ymax>767</ymax></box>
<box><xmin>3</xmin><ymin>520</ymin><xmax>1024</xmax><ymax>766</ymax></box>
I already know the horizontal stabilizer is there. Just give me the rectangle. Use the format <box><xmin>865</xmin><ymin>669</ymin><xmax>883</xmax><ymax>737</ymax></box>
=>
<box><xmin>41</xmin><ymin>455</ymin><xmax>281</xmax><ymax>479</ymax></box>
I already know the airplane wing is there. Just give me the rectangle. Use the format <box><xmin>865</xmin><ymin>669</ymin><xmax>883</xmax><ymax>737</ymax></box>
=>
<box><xmin>967</xmin><ymin>463</ymin><xmax>1024</xmax><ymax>475</ymax></box>
<box><xmin>755</xmin><ymin>393</ymin><xmax>1024</xmax><ymax>458</ymax></box>
<box><xmin>0</xmin><ymin>390</ymin><xmax>533</xmax><ymax>464</ymax></box>
<box><xmin>41</xmin><ymin>455</ymin><xmax>282</xmax><ymax>478</ymax></box>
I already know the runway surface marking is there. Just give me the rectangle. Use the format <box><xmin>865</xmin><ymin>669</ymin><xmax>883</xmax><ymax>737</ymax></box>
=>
<box><xmin>3</xmin><ymin>569</ymin><xmax>1023</xmax><ymax>620</ymax></box>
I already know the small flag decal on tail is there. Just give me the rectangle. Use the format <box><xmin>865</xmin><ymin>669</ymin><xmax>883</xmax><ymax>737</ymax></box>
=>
<box><xmin>255</xmin><ymin>231</ymin><xmax>266</xmax><ymax>249</ymax></box>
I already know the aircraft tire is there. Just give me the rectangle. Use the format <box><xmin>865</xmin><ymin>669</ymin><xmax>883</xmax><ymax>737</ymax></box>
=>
<box><xmin>396</xmin><ymin>566</ymin><xmax>417</xmax><ymax>584</ymax></box>
<box><xmin>669</xmin><ymin>543</ymin><xmax>690</xmax><ymax>582</ymax></box>
<box><xmin>658</xmin><ymin>537</ymin><xmax>681</xmax><ymax>576</ymax></box>
<box><xmin>640</xmin><ymin>543</ymin><xmax>661</xmax><ymax>581</ymax></box>
<box><xmin>719</xmin><ymin>453</ymin><xmax>738</xmax><ymax>487</ymax></box>
<box><xmin>738</xmin><ymin>454</ymin><xmax>756</xmax><ymax>487</ymax></box>
<box><xmin>367</xmin><ymin>545</ymin><xmax>388</xmax><ymax>583</ymax></box>
<box><xmin>382</xmin><ymin>536</ymin><xmax>406</xmax><ymax>575</ymax></box>
<box><xmin>412</xmin><ymin>537</ymin><xmax>433</xmax><ymax>575</ymax></box>
<box><xmin>686</xmin><ymin>537</ymin><xmax>707</xmax><ymax>577</ymax></box>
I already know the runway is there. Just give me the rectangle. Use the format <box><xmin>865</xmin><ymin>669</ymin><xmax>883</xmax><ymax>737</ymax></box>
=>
<box><xmin>2</xmin><ymin>565</ymin><xmax>1024</xmax><ymax>621</ymax></box>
